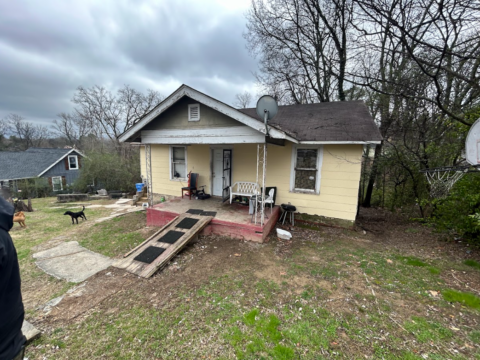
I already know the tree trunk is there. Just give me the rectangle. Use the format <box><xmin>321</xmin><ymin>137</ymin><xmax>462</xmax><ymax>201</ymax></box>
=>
<box><xmin>363</xmin><ymin>143</ymin><xmax>383</xmax><ymax>207</ymax></box>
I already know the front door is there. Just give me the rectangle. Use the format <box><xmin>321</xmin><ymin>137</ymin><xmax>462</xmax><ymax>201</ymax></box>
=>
<box><xmin>212</xmin><ymin>149</ymin><xmax>224</xmax><ymax>196</ymax></box>
<box><xmin>222</xmin><ymin>149</ymin><xmax>232</xmax><ymax>202</ymax></box>
<box><xmin>212</xmin><ymin>148</ymin><xmax>232</xmax><ymax>197</ymax></box>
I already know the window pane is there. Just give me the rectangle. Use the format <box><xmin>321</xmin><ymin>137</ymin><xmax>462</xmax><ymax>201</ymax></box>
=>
<box><xmin>173</xmin><ymin>147</ymin><xmax>185</xmax><ymax>161</ymax></box>
<box><xmin>296</xmin><ymin>149</ymin><xmax>317</xmax><ymax>168</ymax></box>
<box><xmin>52</xmin><ymin>177</ymin><xmax>62</xmax><ymax>191</ymax></box>
<box><xmin>69</xmin><ymin>156</ymin><xmax>77</xmax><ymax>169</ymax></box>
<box><xmin>173</xmin><ymin>163</ymin><xmax>186</xmax><ymax>178</ymax></box>
<box><xmin>295</xmin><ymin>170</ymin><xmax>316</xmax><ymax>190</ymax></box>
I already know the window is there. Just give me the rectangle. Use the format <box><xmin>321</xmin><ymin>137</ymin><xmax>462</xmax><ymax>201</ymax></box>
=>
<box><xmin>170</xmin><ymin>146</ymin><xmax>187</xmax><ymax>180</ymax></box>
<box><xmin>291</xmin><ymin>146</ymin><xmax>323</xmax><ymax>193</ymax></box>
<box><xmin>68</xmin><ymin>155</ymin><xmax>78</xmax><ymax>170</ymax></box>
<box><xmin>188</xmin><ymin>104</ymin><xmax>200</xmax><ymax>121</ymax></box>
<box><xmin>52</xmin><ymin>176</ymin><xmax>63</xmax><ymax>191</ymax></box>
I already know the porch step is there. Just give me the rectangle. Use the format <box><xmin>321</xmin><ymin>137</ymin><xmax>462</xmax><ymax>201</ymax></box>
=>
<box><xmin>113</xmin><ymin>213</ymin><xmax>213</xmax><ymax>278</ymax></box>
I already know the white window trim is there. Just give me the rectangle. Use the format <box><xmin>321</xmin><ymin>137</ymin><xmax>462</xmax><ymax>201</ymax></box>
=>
<box><xmin>52</xmin><ymin>176</ymin><xmax>63</xmax><ymax>191</ymax></box>
<box><xmin>290</xmin><ymin>144</ymin><xmax>323</xmax><ymax>194</ymax></box>
<box><xmin>188</xmin><ymin>103</ymin><xmax>200</xmax><ymax>121</ymax></box>
<box><xmin>169</xmin><ymin>145</ymin><xmax>188</xmax><ymax>181</ymax></box>
<box><xmin>68</xmin><ymin>155</ymin><xmax>79</xmax><ymax>170</ymax></box>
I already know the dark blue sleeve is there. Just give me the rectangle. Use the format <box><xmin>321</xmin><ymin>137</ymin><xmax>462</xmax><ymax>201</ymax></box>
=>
<box><xmin>0</xmin><ymin>239</ymin><xmax>5</xmax><ymax>271</ymax></box>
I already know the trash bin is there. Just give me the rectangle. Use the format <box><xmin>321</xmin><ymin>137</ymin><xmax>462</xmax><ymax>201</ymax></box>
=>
<box><xmin>135</xmin><ymin>183</ymin><xmax>144</xmax><ymax>192</ymax></box>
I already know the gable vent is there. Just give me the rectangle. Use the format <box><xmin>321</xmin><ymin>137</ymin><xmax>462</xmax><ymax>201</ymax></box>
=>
<box><xmin>188</xmin><ymin>104</ymin><xmax>200</xmax><ymax>121</ymax></box>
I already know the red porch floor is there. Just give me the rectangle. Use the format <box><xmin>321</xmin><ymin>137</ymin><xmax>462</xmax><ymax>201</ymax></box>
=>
<box><xmin>147</xmin><ymin>196</ymin><xmax>280</xmax><ymax>243</ymax></box>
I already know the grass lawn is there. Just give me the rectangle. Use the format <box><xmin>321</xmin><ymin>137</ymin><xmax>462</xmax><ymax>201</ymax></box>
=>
<box><xmin>10</xmin><ymin>199</ymin><xmax>480</xmax><ymax>359</ymax></box>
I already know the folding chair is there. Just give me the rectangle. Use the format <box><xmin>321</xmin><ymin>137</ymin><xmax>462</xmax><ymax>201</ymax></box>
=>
<box><xmin>264</xmin><ymin>188</ymin><xmax>275</xmax><ymax>214</ymax></box>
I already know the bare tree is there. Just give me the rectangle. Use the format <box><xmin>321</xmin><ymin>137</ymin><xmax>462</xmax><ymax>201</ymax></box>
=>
<box><xmin>245</xmin><ymin>0</ymin><xmax>354</xmax><ymax>104</ymax></box>
<box><xmin>4</xmin><ymin>114</ymin><xmax>50</xmax><ymax>150</ymax></box>
<box><xmin>356</xmin><ymin>0</ymin><xmax>480</xmax><ymax>125</ymax></box>
<box><xmin>0</xmin><ymin>119</ymin><xmax>9</xmax><ymax>150</ymax></box>
<box><xmin>234</xmin><ymin>91</ymin><xmax>253</xmax><ymax>108</ymax></box>
<box><xmin>0</xmin><ymin>118</ymin><xmax>8</xmax><ymax>136</ymax></box>
<box><xmin>72</xmin><ymin>85</ymin><xmax>163</xmax><ymax>150</ymax></box>
<box><xmin>52</xmin><ymin>112</ymin><xmax>90</xmax><ymax>147</ymax></box>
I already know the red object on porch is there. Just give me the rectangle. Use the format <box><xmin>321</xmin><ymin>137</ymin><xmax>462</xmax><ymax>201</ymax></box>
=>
<box><xmin>181</xmin><ymin>172</ymin><xmax>198</xmax><ymax>200</ymax></box>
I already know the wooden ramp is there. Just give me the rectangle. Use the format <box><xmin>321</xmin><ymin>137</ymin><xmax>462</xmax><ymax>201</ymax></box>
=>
<box><xmin>113</xmin><ymin>213</ymin><xmax>212</xmax><ymax>278</ymax></box>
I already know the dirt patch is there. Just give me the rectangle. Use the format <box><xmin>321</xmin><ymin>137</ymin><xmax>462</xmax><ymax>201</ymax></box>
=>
<box><xmin>48</xmin><ymin>268</ymin><xmax>135</xmax><ymax>323</ymax></box>
<box><xmin>357</xmin><ymin>207</ymin><xmax>480</xmax><ymax>263</ymax></box>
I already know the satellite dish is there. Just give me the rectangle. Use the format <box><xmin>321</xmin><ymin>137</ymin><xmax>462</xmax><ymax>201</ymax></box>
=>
<box><xmin>465</xmin><ymin>118</ymin><xmax>480</xmax><ymax>165</ymax></box>
<box><xmin>256</xmin><ymin>95</ymin><xmax>278</xmax><ymax>120</ymax></box>
<box><xmin>256</xmin><ymin>95</ymin><xmax>278</xmax><ymax>137</ymax></box>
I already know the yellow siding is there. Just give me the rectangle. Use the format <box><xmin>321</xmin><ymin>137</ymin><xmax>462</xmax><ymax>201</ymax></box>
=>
<box><xmin>148</xmin><ymin>144</ymin><xmax>211</xmax><ymax>196</ymax></box>
<box><xmin>232</xmin><ymin>144</ymin><xmax>258</xmax><ymax>183</ymax></box>
<box><xmin>186</xmin><ymin>145</ymin><xmax>211</xmax><ymax>193</ymax></box>
<box><xmin>266</xmin><ymin>142</ymin><xmax>363</xmax><ymax>221</ymax></box>
<box><xmin>146</xmin><ymin>142</ymin><xmax>362</xmax><ymax>221</ymax></box>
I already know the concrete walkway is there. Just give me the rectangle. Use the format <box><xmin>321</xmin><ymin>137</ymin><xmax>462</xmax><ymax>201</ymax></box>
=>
<box><xmin>22</xmin><ymin>320</ymin><xmax>41</xmax><ymax>343</ymax></box>
<box><xmin>33</xmin><ymin>241</ymin><xmax>113</xmax><ymax>283</ymax></box>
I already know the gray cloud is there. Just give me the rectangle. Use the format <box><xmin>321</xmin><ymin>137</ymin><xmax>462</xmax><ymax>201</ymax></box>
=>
<box><xmin>0</xmin><ymin>0</ymin><xmax>258</xmax><ymax>127</ymax></box>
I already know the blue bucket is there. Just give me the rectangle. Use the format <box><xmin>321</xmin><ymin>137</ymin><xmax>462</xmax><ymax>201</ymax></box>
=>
<box><xmin>135</xmin><ymin>183</ymin><xmax>144</xmax><ymax>192</ymax></box>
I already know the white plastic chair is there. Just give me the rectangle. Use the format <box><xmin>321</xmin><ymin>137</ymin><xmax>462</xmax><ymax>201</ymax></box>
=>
<box><xmin>264</xmin><ymin>188</ymin><xmax>275</xmax><ymax>214</ymax></box>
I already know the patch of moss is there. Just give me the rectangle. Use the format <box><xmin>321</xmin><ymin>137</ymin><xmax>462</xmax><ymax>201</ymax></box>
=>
<box><xmin>464</xmin><ymin>259</ymin><xmax>480</xmax><ymax>270</ymax></box>
<box><xmin>396</xmin><ymin>255</ymin><xmax>428</xmax><ymax>267</ymax></box>
<box><xmin>443</xmin><ymin>289</ymin><xmax>480</xmax><ymax>310</ymax></box>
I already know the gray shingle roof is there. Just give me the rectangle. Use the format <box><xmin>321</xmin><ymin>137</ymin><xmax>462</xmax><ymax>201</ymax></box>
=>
<box><xmin>0</xmin><ymin>148</ymin><xmax>72</xmax><ymax>181</ymax></box>
<box><xmin>239</xmin><ymin>100</ymin><xmax>382</xmax><ymax>142</ymax></box>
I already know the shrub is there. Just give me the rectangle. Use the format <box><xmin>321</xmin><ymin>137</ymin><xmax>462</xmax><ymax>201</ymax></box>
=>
<box><xmin>428</xmin><ymin>173</ymin><xmax>480</xmax><ymax>242</ymax></box>
<box><xmin>74</xmin><ymin>151</ymin><xmax>141</xmax><ymax>193</ymax></box>
<box><xmin>13</xmin><ymin>178</ymin><xmax>51</xmax><ymax>198</ymax></box>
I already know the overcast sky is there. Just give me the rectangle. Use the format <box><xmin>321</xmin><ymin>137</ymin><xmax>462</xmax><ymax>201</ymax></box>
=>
<box><xmin>0</xmin><ymin>0</ymin><xmax>258</xmax><ymax>126</ymax></box>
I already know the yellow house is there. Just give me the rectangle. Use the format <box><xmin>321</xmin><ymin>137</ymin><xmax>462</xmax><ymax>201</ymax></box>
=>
<box><xmin>119</xmin><ymin>85</ymin><xmax>381</xmax><ymax>234</ymax></box>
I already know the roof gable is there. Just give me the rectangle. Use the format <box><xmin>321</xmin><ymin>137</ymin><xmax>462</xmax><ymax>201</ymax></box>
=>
<box><xmin>118</xmin><ymin>84</ymin><xmax>289</xmax><ymax>142</ymax></box>
<box><xmin>0</xmin><ymin>148</ymin><xmax>84</xmax><ymax>181</ymax></box>
<box><xmin>143</xmin><ymin>95</ymin><xmax>243</xmax><ymax>131</ymax></box>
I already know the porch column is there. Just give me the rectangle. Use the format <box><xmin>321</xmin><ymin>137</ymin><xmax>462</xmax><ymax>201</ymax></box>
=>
<box><xmin>145</xmin><ymin>144</ymin><xmax>153</xmax><ymax>206</ymax></box>
<box><xmin>255</xmin><ymin>143</ymin><xmax>267</xmax><ymax>226</ymax></box>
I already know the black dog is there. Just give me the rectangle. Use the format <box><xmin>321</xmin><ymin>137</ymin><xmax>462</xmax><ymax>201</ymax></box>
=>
<box><xmin>64</xmin><ymin>206</ymin><xmax>87</xmax><ymax>224</ymax></box>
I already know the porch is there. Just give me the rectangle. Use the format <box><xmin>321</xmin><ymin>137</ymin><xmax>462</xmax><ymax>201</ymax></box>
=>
<box><xmin>146</xmin><ymin>196</ymin><xmax>281</xmax><ymax>243</ymax></box>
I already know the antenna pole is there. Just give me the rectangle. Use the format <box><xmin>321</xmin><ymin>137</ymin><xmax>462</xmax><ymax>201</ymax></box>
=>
<box><xmin>264</xmin><ymin>110</ymin><xmax>269</xmax><ymax>137</ymax></box>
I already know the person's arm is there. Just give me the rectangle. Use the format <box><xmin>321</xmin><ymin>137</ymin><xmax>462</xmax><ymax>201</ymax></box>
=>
<box><xmin>0</xmin><ymin>240</ymin><xmax>5</xmax><ymax>270</ymax></box>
